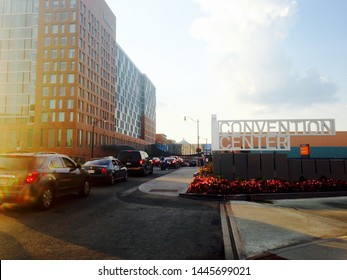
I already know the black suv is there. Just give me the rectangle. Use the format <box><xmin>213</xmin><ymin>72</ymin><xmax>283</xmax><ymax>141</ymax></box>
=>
<box><xmin>0</xmin><ymin>153</ymin><xmax>91</xmax><ymax>210</ymax></box>
<box><xmin>117</xmin><ymin>150</ymin><xmax>153</xmax><ymax>176</ymax></box>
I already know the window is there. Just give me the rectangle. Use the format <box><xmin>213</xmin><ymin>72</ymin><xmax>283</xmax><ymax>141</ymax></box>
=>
<box><xmin>50</xmin><ymin>157</ymin><xmax>64</xmax><ymax>168</ymax></box>
<box><xmin>53</xmin><ymin>0</ymin><xmax>59</xmax><ymax>9</ymax></box>
<box><xmin>61</xmin><ymin>36</ymin><xmax>67</xmax><ymax>45</ymax></box>
<box><xmin>60</xmin><ymin>61</ymin><xmax>66</xmax><ymax>71</ymax></box>
<box><xmin>78</xmin><ymin>130</ymin><xmax>83</xmax><ymax>147</ymax></box>
<box><xmin>62</xmin><ymin>157</ymin><xmax>75</xmax><ymax>168</ymax></box>
<box><xmin>50</xmin><ymin>74</ymin><xmax>57</xmax><ymax>84</ymax></box>
<box><xmin>69</xmin><ymin>24</ymin><xmax>76</xmax><ymax>33</ymax></box>
<box><xmin>68</xmin><ymin>49</ymin><xmax>75</xmax><ymax>58</ymax></box>
<box><xmin>67</xmin><ymin>99</ymin><xmax>74</xmax><ymax>109</ymax></box>
<box><xmin>48</xmin><ymin>129</ymin><xmax>55</xmax><ymax>148</ymax></box>
<box><xmin>27</xmin><ymin>129</ymin><xmax>34</xmax><ymax>148</ymax></box>
<box><xmin>68</xmin><ymin>74</ymin><xmax>74</xmax><ymax>83</ymax></box>
<box><xmin>43</xmin><ymin>62</ymin><xmax>49</xmax><ymax>71</ymax></box>
<box><xmin>57</xmin><ymin>129</ymin><xmax>62</xmax><ymax>147</ymax></box>
<box><xmin>52</xmin><ymin>24</ymin><xmax>58</xmax><ymax>33</ymax></box>
<box><xmin>59</xmin><ymin>86</ymin><xmax>66</xmax><ymax>96</ymax></box>
<box><xmin>44</xmin><ymin>37</ymin><xmax>50</xmax><ymax>46</ymax></box>
<box><xmin>49</xmin><ymin>100</ymin><xmax>56</xmax><ymax>109</ymax></box>
<box><xmin>51</xmin><ymin>49</ymin><xmax>57</xmax><ymax>59</ymax></box>
<box><xmin>42</xmin><ymin>87</ymin><xmax>49</xmax><ymax>96</ymax></box>
<box><xmin>41</xmin><ymin>112</ymin><xmax>48</xmax><ymax>122</ymax></box>
<box><xmin>66</xmin><ymin>129</ymin><xmax>73</xmax><ymax>147</ymax></box>
<box><xmin>61</xmin><ymin>12</ymin><xmax>68</xmax><ymax>21</ymax></box>
<box><xmin>58</xmin><ymin>112</ymin><xmax>65</xmax><ymax>122</ymax></box>
<box><xmin>40</xmin><ymin>129</ymin><xmax>44</xmax><ymax>147</ymax></box>
<box><xmin>70</xmin><ymin>0</ymin><xmax>76</xmax><ymax>8</ymax></box>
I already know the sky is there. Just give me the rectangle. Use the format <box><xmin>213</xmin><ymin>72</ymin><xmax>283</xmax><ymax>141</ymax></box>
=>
<box><xmin>105</xmin><ymin>0</ymin><xmax>347</xmax><ymax>144</ymax></box>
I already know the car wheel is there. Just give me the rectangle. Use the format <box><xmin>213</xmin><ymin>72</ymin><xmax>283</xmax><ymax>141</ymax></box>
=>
<box><xmin>141</xmin><ymin>168</ymin><xmax>146</xmax><ymax>176</ymax></box>
<box><xmin>38</xmin><ymin>186</ymin><xmax>54</xmax><ymax>210</ymax></box>
<box><xmin>79</xmin><ymin>180</ymin><xmax>91</xmax><ymax>197</ymax></box>
<box><xmin>109</xmin><ymin>174</ymin><xmax>115</xmax><ymax>185</ymax></box>
<box><xmin>123</xmin><ymin>173</ymin><xmax>128</xmax><ymax>181</ymax></box>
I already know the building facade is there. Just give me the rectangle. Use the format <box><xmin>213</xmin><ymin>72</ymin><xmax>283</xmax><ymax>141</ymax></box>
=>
<box><xmin>0</xmin><ymin>0</ymin><xmax>156</xmax><ymax>162</ymax></box>
<box><xmin>116</xmin><ymin>44</ymin><xmax>156</xmax><ymax>144</ymax></box>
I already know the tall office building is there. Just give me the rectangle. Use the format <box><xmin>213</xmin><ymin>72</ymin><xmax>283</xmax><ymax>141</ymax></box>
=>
<box><xmin>0</xmin><ymin>0</ymin><xmax>156</xmax><ymax>161</ymax></box>
<box><xmin>116</xmin><ymin>43</ymin><xmax>156</xmax><ymax>145</ymax></box>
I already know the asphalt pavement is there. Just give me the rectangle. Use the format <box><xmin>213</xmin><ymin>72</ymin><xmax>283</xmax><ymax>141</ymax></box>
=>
<box><xmin>139</xmin><ymin>167</ymin><xmax>347</xmax><ymax>260</ymax></box>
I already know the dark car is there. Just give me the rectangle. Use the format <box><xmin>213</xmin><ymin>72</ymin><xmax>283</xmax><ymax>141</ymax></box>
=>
<box><xmin>0</xmin><ymin>152</ymin><xmax>91</xmax><ymax>210</ymax></box>
<box><xmin>83</xmin><ymin>157</ymin><xmax>127</xmax><ymax>185</ymax></box>
<box><xmin>117</xmin><ymin>150</ymin><xmax>153</xmax><ymax>176</ymax></box>
<box><xmin>163</xmin><ymin>157</ymin><xmax>180</xmax><ymax>169</ymax></box>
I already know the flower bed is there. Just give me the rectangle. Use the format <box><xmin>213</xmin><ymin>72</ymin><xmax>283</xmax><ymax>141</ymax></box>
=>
<box><xmin>187</xmin><ymin>175</ymin><xmax>347</xmax><ymax>195</ymax></box>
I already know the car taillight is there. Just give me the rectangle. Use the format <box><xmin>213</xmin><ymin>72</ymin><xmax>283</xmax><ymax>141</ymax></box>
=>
<box><xmin>101</xmin><ymin>168</ymin><xmax>107</xmax><ymax>174</ymax></box>
<box><xmin>139</xmin><ymin>160</ymin><xmax>143</xmax><ymax>165</ymax></box>
<box><xmin>26</xmin><ymin>171</ymin><xmax>40</xmax><ymax>183</ymax></box>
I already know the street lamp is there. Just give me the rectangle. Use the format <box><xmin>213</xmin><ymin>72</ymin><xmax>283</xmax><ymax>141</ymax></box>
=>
<box><xmin>184</xmin><ymin>116</ymin><xmax>200</xmax><ymax>155</ymax></box>
<box><xmin>91</xmin><ymin>117</ymin><xmax>106</xmax><ymax>159</ymax></box>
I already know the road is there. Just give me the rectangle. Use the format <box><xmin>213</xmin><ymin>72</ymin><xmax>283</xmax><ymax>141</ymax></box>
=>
<box><xmin>0</xmin><ymin>169</ymin><xmax>224</xmax><ymax>260</ymax></box>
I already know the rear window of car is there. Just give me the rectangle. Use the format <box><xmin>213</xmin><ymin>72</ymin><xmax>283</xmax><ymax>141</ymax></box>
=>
<box><xmin>84</xmin><ymin>159</ymin><xmax>110</xmax><ymax>166</ymax></box>
<box><xmin>118</xmin><ymin>151</ymin><xmax>140</xmax><ymax>162</ymax></box>
<box><xmin>0</xmin><ymin>155</ymin><xmax>46</xmax><ymax>170</ymax></box>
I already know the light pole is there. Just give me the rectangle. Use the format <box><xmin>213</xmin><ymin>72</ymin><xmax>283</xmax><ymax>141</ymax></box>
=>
<box><xmin>184</xmin><ymin>116</ymin><xmax>200</xmax><ymax>155</ymax></box>
<box><xmin>91</xmin><ymin>117</ymin><xmax>106</xmax><ymax>159</ymax></box>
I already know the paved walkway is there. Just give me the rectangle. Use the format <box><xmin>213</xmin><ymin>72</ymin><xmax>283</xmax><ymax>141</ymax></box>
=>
<box><xmin>139</xmin><ymin>167</ymin><xmax>197</xmax><ymax>196</ymax></box>
<box><xmin>139</xmin><ymin>168</ymin><xmax>347</xmax><ymax>260</ymax></box>
<box><xmin>225</xmin><ymin>198</ymin><xmax>347</xmax><ymax>260</ymax></box>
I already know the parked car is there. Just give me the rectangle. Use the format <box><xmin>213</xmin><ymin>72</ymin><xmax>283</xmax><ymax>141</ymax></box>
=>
<box><xmin>151</xmin><ymin>157</ymin><xmax>161</xmax><ymax>167</ymax></box>
<box><xmin>0</xmin><ymin>152</ymin><xmax>91</xmax><ymax>210</ymax></box>
<box><xmin>117</xmin><ymin>150</ymin><xmax>153</xmax><ymax>176</ymax></box>
<box><xmin>163</xmin><ymin>157</ymin><xmax>180</xmax><ymax>169</ymax></box>
<box><xmin>83</xmin><ymin>157</ymin><xmax>127</xmax><ymax>185</ymax></box>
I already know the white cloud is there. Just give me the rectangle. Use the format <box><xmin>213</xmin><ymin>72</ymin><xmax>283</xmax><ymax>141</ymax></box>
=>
<box><xmin>190</xmin><ymin>0</ymin><xmax>339</xmax><ymax>117</ymax></box>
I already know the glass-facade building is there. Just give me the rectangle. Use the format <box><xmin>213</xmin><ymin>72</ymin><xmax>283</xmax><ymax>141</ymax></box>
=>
<box><xmin>0</xmin><ymin>0</ymin><xmax>156</xmax><ymax>161</ymax></box>
<box><xmin>116</xmin><ymin>44</ymin><xmax>156</xmax><ymax>144</ymax></box>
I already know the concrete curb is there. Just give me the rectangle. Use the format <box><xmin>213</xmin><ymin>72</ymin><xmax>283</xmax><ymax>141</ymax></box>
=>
<box><xmin>180</xmin><ymin>190</ymin><xmax>347</xmax><ymax>201</ymax></box>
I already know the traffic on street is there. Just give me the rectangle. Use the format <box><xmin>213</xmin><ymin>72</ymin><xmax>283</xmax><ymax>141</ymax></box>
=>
<box><xmin>0</xmin><ymin>167</ymin><xmax>224</xmax><ymax>260</ymax></box>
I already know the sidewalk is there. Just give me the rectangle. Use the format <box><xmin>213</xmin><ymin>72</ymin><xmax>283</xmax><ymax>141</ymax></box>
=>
<box><xmin>139</xmin><ymin>169</ymin><xmax>347</xmax><ymax>260</ymax></box>
<box><xmin>139</xmin><ymin>167</ymin><xmax>197</xmax><ymax>196</ymax></box>
<box><xmin>224</xmin><ymin>198</ymin><xmax>347</xmax><ymax>260</ymax></box>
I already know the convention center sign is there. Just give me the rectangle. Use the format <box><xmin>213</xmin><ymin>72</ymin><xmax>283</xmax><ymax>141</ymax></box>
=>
<box><xmin>211</xmin><ymin>115</ymin><xmax>336</xmax><ymax>151</ymax></box>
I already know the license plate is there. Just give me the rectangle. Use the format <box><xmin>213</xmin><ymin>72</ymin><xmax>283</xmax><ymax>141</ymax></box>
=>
<box><xmin>87</xmin><ymin>170</ymin><xmax>95</xmax><ymax>174</ymax></box>
<box><xmin>126</xmin><ymin>162</ymin><xmax>131</xmax><ymax>166</ymax></box>
<box><xmin>0</xmin><ymin>178</ymin><xmax>8</xmax><ymax>186</ymax></box>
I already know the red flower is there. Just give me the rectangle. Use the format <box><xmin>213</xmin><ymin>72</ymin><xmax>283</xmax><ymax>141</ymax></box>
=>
<box><xmin>187</xmin><ymin>175</ymin><xmax>347</xmax><ymax>195</ymax></box>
